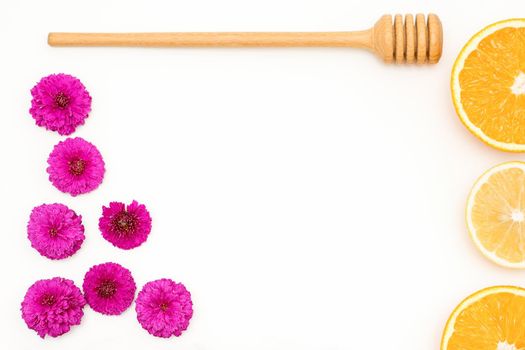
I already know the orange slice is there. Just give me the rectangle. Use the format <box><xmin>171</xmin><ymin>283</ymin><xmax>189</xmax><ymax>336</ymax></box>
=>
<box><xmin>466</xmin><ymin>162</ymin><xmax>525</xmax><ymax>268</ymax></box>
<box><xmin>452</xmin><ymin>19</ymin><xmax>525</xmax><ymax>152</ymax></box>
<box><xmin>441</xmin><ymin>286</ymin><xmax>525</xmax><ymax>350</ymax></box>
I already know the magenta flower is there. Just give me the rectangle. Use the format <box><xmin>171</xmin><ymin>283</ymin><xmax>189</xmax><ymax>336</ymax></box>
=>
<box><xmin>99</xmin><ymin>200</ymin><xmax>152</xmax><ymax>250</ymax></box>
<box><xmin>135</xmin><ymin>279</ymin><xmax>193</xmax><ymax>338</ymax></box>
<box><xmin>82</xmin><ymin>262</ymin><xmax>136</xmax><ymax>315</ymax></box>
<box><xmin>30</xmin><ymin>73</ymin><xmax>92</xmax><ymax>135</ymax></box>
<box><xmin>27</xmin><ymin>203</ymin><xmax>85</xmax><ymax>260</ymax></box>
<box><xmin>21</xmin><ymin>277</ymin><xmax>86</xmax><ymax>338</ymax></box>
<box><xmin>47</xmin><ymin>137</ymin><xmax>105</xmax><ymax>196</ymax></box>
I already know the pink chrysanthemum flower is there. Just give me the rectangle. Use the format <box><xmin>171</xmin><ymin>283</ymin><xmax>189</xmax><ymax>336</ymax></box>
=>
<box><xmin>21</xmin><ymin>277</ymin><xmax>86</xmax><ymax>338</ymax></box>
<box><xmin>27</xmin><ymin>203</ymin><xmax>85</xmax><ymax>260</ymax></box>
<box><xmin>135</xmin><ymin>279</ymin><xmax>193</xmax><ymax>338</ymax></box>
<box><xmin>99</xmin><ymin>200</ymin><xmax>152</xmax><ymax>250</ymax></box>
<box><xmin>47</xmin><ymin>137</ymin><xmax>105</xmax><ymax>196</ymax></box>
<box><xmin>30</xmin><ymin>73</ymin><xmax>92</xmax><ymax>135</ymax></box>
<box><xmin>83</xmin><ymin>262</ymin><xmax>136</xmax><ymax>315</ymax></box>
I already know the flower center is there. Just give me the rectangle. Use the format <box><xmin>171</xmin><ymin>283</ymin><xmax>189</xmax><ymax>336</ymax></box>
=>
<box><xmin>159</xmin><ymin>301</ymin><xmax>170</xmax><ymax>312</ymax></box>
<box><xmin>68</xmin><ymin>158</ymin><xmax>86</xmax><ymax>176</ymax></box>
<box><xmin>49</xmin><ymin>227</ymin><xmax>59</xmax><ymax>237</ymax></box>
<box><xmin>111</xmin><ymin>211</ymin><xmax>138</xmax><ymax>235</ymax></box>
<box><xmin>96</xmin><ymin>280</ymin><xmax>117</xmax><ymax>299</ymax></box>
<box><xmin>54</xmin><ymin>92</ymin><xmax>70</xmax><ymax>109</ymax></box>
<box><xmin>40</xmin><ymin>294</ymin><xmax>56</xmax><ymax>306</ymax></box>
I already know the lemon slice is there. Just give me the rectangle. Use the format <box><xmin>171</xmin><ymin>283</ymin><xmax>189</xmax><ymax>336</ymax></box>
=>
<box><xmin>452</xmin><ymin>19</ymin><xmax>525</xmax><ymax>152</ymax></box>
<box><xmin>466</xmin><ymin>161</ymin><xmax>525</xmax><ymax>267</ymax></box>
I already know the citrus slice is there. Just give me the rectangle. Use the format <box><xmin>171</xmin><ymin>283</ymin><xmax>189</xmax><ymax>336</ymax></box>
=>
<box><xmin>441</xmin><ymin>286</ymin><xmax>525</xmax><ymax>350</ymax></box>
<box><xmin>466</xmin><ymin>162</ymin><xmax>525</xmax><ymax>268</ymax></box>
<box><xmin>452</xmin><ymin>19</ymin><xmax>525</xmax><ymax>152</ymax></box>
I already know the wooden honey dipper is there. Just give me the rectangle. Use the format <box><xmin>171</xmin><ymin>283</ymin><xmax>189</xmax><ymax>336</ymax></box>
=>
<box><xmin>48</xmin><ymin>13</ymin><xmax>442</xmax><ymax>64</ymax></box>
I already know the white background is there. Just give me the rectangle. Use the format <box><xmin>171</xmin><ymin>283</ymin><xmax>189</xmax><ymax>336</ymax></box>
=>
<box><xmin>1</xmin><ymin>0</ymin><xmax>524</xmax><ymax>349</ymax></box>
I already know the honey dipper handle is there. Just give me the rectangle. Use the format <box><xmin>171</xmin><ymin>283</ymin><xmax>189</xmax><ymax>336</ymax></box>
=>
<box><xmin>48</xmin><ymin>31</ymin><xmax>374</xmax><ymax>48</ymax></box>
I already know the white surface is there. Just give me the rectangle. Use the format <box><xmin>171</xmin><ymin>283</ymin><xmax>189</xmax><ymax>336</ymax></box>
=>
<box><xmin>1</xmin><ymin>1</ymin><xmax>524</xmax><ymax>349</ymax></box>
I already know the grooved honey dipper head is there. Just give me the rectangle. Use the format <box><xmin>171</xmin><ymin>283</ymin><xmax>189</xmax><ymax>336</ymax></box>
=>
<box><xmin>373</xmin><ymin>13</ymin><xmax>442</xmax><ymax>64</ymax></box>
